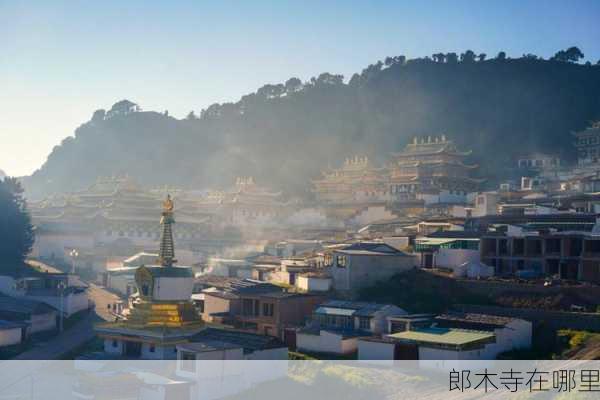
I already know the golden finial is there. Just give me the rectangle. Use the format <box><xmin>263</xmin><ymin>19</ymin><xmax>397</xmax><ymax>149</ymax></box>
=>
<box><xmin>163</xmin><ymin>194</ymin><xmax>174</xmax><ymax>212</ymax></box>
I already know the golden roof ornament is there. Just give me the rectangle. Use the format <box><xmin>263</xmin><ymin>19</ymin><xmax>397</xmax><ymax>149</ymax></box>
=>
<box><xmin>163</xmin><ymin>194</ymin><xmax>174</xmax><ymax>213</ymax></box>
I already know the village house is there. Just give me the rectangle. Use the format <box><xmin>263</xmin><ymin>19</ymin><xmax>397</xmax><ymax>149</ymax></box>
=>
<box><xmin>0</xmin><ymin>294</ymin><xmax>58</xmax><ymax>335</ymax></box>
<box><xmin>295</xmin><ymin>272</ymin><xmax>332</xmax><ymax>292</ymax></box>
<box><xmin>296</xmin><ymin>300</ymin><xmax>407</xmax><ymax>355</ymax></box>
<box><xmin>200</xmin><ymin>278</ymin><xmax>324</xmax><ymax>340</ymax></box>
<box><xmin>0</xmin><ymin>270</ymin><xmax>89</xmax><ymax>317</ymax></box>
<box><xmin>414</xmin><ymin>231</ymin><xmax>481</xmax><ymax>270</ymax></box>
<box><xmin>176</xmin><ymin>327</ymin><xmax>288</xmax><ymax>363</ymax></box>
<box><xmin>433</xmin><ymin>313</ymin><xmax>532</xmax><ymax>356</ymax></box>
<box><xmin>517</xmin><ymin>153</ymin><xmax>561</xmax><ymax>172</ymax></box>
<box><xmin>357</xmin><ymin>312</ymin><xmax>531</xmax><ymax>363</ymax></box>
<box><xmin>327</xmin><ymin>242</ymin><xmax>415</xmax><ymax>291</ymax></box>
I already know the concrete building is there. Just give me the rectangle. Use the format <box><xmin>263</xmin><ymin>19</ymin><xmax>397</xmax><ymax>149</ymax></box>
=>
<box><xmin>328</xmin><ymin>242</ymin><xmax>415</xmax><ymax>291</ymax></box>
<box><xmin>480</xmin><ymin>230</ymin><xmax>600</xmax><ymax>282</ymax></box>
<box><xmin>175</xmin><ymin>328</ymin><xmax>288</xmax><ymax>399</ymax></box>
<box><xmin>295</xmin><ymin>273</ymin><xmax>332</xmax><ymax>292</ymax></box>
<box><xmin>517</xmin><ymin>153</ymin><xmax>561</xmax><ymax>171</ymax></box>
<box><xmin>234</xmin><ymin>291</ymin><xmax>324</xmax><ymax>339</ymax></box>
<box><xmin>200</xmin><ymin>278</ymin><xmax>324</xmax><ymax>339</ymax></box>
<box><xmin>472</xmin><ymin>192</ymin><xmax>499</xmax><ymax>217</ymax></box>
<box><xmin>434</xmin><ymin>313</ymin><xmax>532</xmax><ymax>358</ymax></box>
<box><xmin>357</xmin><ymin>312</ymin><xmax>531</xmax><ymax>362</ymax></box>
<box><xmin>296</xmin><ymin>300</ymin><xmax>407</xmax><ymax>355</ymax></box>
<box><xmin>387</xmin><ymin>327</ymin><xmax>496</xmax><ymax>361</ymax></box>
<box><xmin>0</xmin><ymin>294</ymin><xmax>58</xmax><ymax>335</ymax></box>
<box><xmin>0</xmin><ymin>272</ymin><xmax>89</xmax><ymax>317</ymax></box>
<box><xmin>176</xmin><ymin>327</ymin><xmax>288</xmax><ymax>363</ymax></box>
<box><xmin>414</xmin><ymin>231</ymin><xmax>480</xmax><ymax>270</ymax></box>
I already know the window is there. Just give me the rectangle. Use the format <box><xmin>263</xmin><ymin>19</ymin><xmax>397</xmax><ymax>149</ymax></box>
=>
<box><xmin>262</xmin><ymin>303</ymin><xmax>274</xmax><ymax>317</ymax></box>
<box><xmin>358</xmin><ymin>317</ymin><xmax>370</xmax><ymax>330</ymax></box>
<box><xmin>336</xmin><ymin>255</ymin><xmax>347</xmax><ymax>268</ymax></box>
<box><xmin>112</xmin><ymin>340</ymin><xmax>118</xmax><ymax>348</ymax></box>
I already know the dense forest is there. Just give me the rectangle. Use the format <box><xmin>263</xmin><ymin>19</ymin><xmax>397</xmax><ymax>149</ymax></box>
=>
<box><xmin>22</xmin><ymin>48</ymin><xmax>600</xmax><ymax>199</ymax></box>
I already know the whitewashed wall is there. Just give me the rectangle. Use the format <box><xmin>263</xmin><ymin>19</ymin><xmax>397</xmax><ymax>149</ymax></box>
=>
<box><xmin>297</xmin><ymin>330</ymin><xmax>358</xmax><ymax>355</ymax></box>
<box><xmin>153</xmin><ymin>277</ymin><xmax>193</xmax><ymax>301</ymax></box>
<box><xmin>435</xmin><ymin>249</ymin><xmax>479</xmax><ymax>270</ymax></box>
<box><xmin>357</xmin><ymin>340</ymin><xmax>395</xmax><ymax>360</ymax></box>
<box><xmin>296</xmin><ymin>276</ymin><xmax>331</xmax><ymax>292</ymax></box>
<box><xmin>0</xmin><ymin>327</ymin><xmax>22</xmax><ymax>347</ymax></box>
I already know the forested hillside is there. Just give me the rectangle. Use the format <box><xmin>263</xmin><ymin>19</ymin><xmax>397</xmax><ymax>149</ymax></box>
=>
<box><xmin>23</xmin><ymin>49</ymin><xmax>600</xmax><ymax>199</ymax></box>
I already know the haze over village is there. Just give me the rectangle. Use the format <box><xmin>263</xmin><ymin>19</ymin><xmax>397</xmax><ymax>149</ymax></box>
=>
<box><xmin>2</xmin><ymin>2</ymin><xmax>600</xmax><ymax>398</ymax></box>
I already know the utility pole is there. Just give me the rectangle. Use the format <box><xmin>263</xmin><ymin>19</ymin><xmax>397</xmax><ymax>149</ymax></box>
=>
<box><xmin>69</xmin><ymin>249</ymin><xmax>79</xmax><ymax>274</ymax></box>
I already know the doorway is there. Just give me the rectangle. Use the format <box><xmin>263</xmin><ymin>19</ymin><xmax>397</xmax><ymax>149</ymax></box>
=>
<box><xmin>124</xmin><ymin>341</ymin><xmax>142</xmax><ymax>357</ymax></box>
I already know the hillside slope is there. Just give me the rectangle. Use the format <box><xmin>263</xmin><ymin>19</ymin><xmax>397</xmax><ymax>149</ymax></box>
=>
<box><xmin>23</xmin><ymin>54</ymin><xmax>600</xmax><ymax>199</ymax></box>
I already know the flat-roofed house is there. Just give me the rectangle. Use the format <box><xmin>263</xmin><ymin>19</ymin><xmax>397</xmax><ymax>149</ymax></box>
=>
<box><xmin>434</xmin><ymin>312</ymin><xmax>532</xmax><ymax>358</ymax></box>
<box><xmin>328</xmin><ymin>242</ymin><xmax>415</xmax><ymax>291</ymax></box>
<box><xmin>296</xmin><ymin>300</ymin><xmax>407</xmax><ymax>355</ymax></box>
<box><xmin>176</xmin><ymin>327</ymin><xmax>288</xmax><ymax>362</ymax></box>
<box><xmin>0</xmin><ymin>294</ymin><xmax>58</xmax><ymax>335</ymax></box>
<box><xmin>200</xmin><ymin>278</ymin><xmax>324</xmax><ymax>339</ymax></box>
<box><xmin>388</xmin><ymin>327</ymin><xmax>496</xmax><ymax>365</ymax></box>
<box><xmin>357</xmin><ymin>312</ymin><xmax>531</xmax><ymax>363</ymax></box>
<box><xmin>176</xmin><ymin>327</ymin><xmax>288</xmax><ymax>399</ymax></box>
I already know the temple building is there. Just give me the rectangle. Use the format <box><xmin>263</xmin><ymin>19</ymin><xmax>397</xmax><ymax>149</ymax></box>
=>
<box><xmin>95</xmin><ymin>195</ymin><xmax>205</xmax><ymax>359</ymax></box>
<box><xmin>312</xmin><ymin>156</ymin><xmax>389</xmax><ymax>204</ymax></box>
<box><xmin>197</xmin><ymin>177</ymin><xmax>292</xmax><ymax>227</ymax></box>
<box><xmin>28</xmin><ymin>176</ymin><xmax>215</xmax><ymax>268</ymax></box>
<box><xmin>388</xmin><ymin>135</ymin><xmax>482</xmax><ymax>204</ymax></box>
<box><xmin>311</xmin><ymin>136</ymin><xmax>482</xmax><ymax>207</ymax></box>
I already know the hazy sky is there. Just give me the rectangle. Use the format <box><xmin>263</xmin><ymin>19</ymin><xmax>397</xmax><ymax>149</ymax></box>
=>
<box><xmin>1</xmin><ymin>0</ymin><xmax>599</xmax><ymax>177</ymax></box>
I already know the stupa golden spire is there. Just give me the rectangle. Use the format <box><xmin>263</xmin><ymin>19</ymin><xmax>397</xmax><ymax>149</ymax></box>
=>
<box><xmin>158</xmin><ymin>194</ymin><xmax>176</xmax><ymax>267</ymax></box>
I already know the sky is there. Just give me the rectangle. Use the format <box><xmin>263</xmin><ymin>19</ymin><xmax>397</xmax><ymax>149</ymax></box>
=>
<box><xmin>1</xmin><ymin>0</ymin><xmax>599</xmax><ymax>177</ymax></box>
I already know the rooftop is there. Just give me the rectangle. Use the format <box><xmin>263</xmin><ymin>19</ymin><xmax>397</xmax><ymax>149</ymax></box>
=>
<box><xmin>315</xmin><ymin>300</ymin><xmax>404</xmax><ymax>317</ymax></box>
<box><xmin>335</xmin><ymin>242</ymin><xmax>410</xmax><ymax>256</ymax></box>
<box><xmin>0</xmin><ymin>294</ymin><xmax>57</xmax><ymax>315</ymax></box>
<box><xmin>435</xmin><ymin>313</ymin><xmax>519</xmax><ymax>329</ymax></box>
<box><xmin>177</xmin><ymin>340</ymin><xmax>240</xmax><ymax>353</ymax></box>
<box><xmin>197</xmin><ymin>277</ymin><xmax>283</xmax><ymax>296</ymax></box>
<box><xmin>189</xmin><ymin>327</ymin><xmax>285</xmax><ymax>353</ymax></box>
<box><xmin>388</xmin><ymin>327</ymin><xmax>495</xmax><ymax>347</ymax></box>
